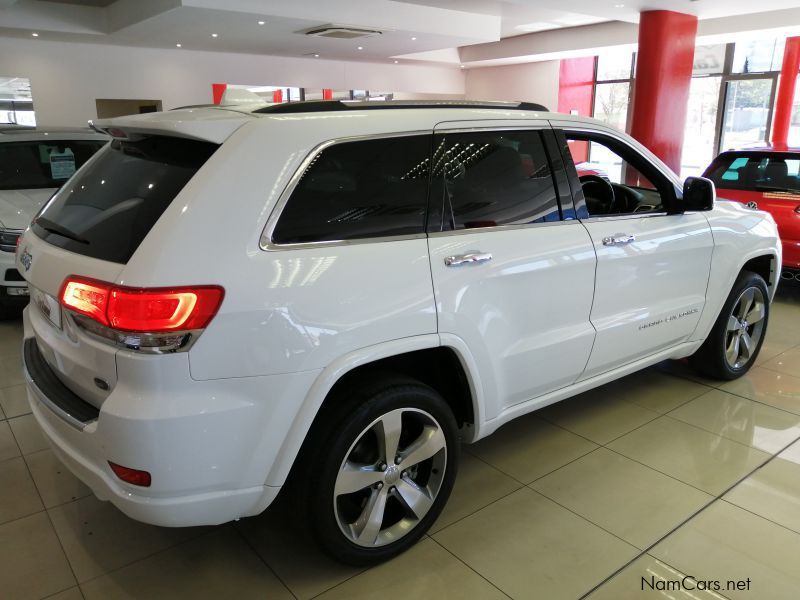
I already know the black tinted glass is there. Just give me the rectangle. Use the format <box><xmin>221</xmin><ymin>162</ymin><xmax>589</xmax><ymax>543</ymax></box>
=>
<box><xmin>32</xmin><ymin>136</ymin><xmax>218</xmax><ymax>264</ymax></box>
<box><xmin>272</xmin><ymin>135</ymin><xmax>431</xmax><ymax>244</ymax></box>
<box><xmin>704</xmin><ymin>152</ymin><xmax>800</xmax><ymax>193</ymax></box>
<box><xmin>0</xmin><ymin>140</ymin><xmax>107</xmax><ymax>190</ymax></box>
<box><xmin>431</xmin><ymin>130</ymin><xmax>560</xmax><ymax>230</ymax></box>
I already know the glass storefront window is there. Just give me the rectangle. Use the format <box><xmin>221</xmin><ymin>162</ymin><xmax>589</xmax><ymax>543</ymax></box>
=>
<box><xmin>732</xmin><ymin>38</ymin><xmax>785</xmax><ymax>74</ymax></box>
<box><xmin>0</xmin><ymin>77</ymin><xmax>35</xmax><ymax>125</ymax></box>
<box><xmin>681</xmin><ymin>76</ymin><xmax>723</xmax><ymax>177</ymax></box>
<box><xmin>693</xmin><ymin>45</ymin><xmax>726</xmax><ymax>76</ymax></box>
<box><xmin>593</xmin><ymin>82</ymin><xmax>630</xmax><ymax>131</ymax></box>
<box><xmin>595</xmin><ymin>50</ymin><xmax>633</xmax><ymax>81</ymax></box>
<box><xmin>720</xmin><ymin>78</ymin><xmax>774</xmax><ymax>151</ymax></box>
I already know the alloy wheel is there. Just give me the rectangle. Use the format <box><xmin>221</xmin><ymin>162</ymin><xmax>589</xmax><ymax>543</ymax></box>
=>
<box><xmin>724</xmin><ymin>286</ymin><xmax>766</xmax><ymax>369</ymax></box>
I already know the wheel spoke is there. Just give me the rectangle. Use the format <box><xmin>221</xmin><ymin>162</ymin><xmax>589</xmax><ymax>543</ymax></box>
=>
<box><xmin>726</xmin><ymin>335</ymin><xmax>740</xmax><ymax>366</ymax></box>
<box><xmin>745</xmin><ymin>301</ymin><xmax>765</xmax><ymax>324</ymax></box>
<box><xmin>376</xmin><ymin>410</ymin><xmax>404</xmax><ymax>465</ymax></box>
<box><xmin>351</xmin><ymin>487</ymin><xmax>389</xmax><ymax>545</ymax></box>
<box><xmin>740</xmin><ymin>332</ymin><xmax>755</xmax><ymax>359</ymax></box>
<box><xmin>335</xmin><ymin>462</ymin><xmax>383</xmax><ymax>496</ymax></box>
<box><xmin>737</xmin><ymin>289</ymin><xmax>755</xmax><ymax>319</ymax></box>
<box><xmin>726</xmin><ymin>315</ymin><xmax>740</xmax><ymax>332</ymax></box>
<box><xmin>395</xmin><ymin>478</ymin><xmax>434</xmax><ymax>520</ymax></box>
<box><xmin>399</xmin><ymin>425</ymin><xmax>445</xmax><ymax>469</ymax></box>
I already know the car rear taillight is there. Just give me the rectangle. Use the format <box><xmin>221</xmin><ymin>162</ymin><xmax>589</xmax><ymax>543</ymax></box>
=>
<box><xmin>108</xmin><ymin>461</ymin><xmax>151</xmax><ymax>487</ymax></box>
<box><xmin>60</xmin><ymin>276</ymin><xmax>224</xmax><ymax>352</ymax></box>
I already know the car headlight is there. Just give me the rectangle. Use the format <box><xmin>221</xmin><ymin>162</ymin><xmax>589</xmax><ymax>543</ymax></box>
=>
<box><xmin>0</xmin><ymin>228</ymin><xmax>22</xmax><ymax>253</ymax></box>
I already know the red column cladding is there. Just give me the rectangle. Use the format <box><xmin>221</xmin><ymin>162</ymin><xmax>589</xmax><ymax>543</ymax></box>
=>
<box><xmin>211</xmin><ymin>83</ymin><xmax>227</xmax><ymax>105</ymax></box>
<box><xmin>272</xmin><ymin>89</ymin><xmax>284</xmax><ymax>103</ymax></box>
<box><xmin>322</xmin><ymin>88</ymin><xmax>334</xmax><ymax>100</ymax></box>
<box><xmin>558</xmin><ymin>56</ymin><xmax>595</xmax><ymax>163</ymax></box>
<box><xmin>772</xmin><ymin>36</ymin><xmax>800</xmax><ymax>146</ymax></box>
<box><xmin>629</xmin><ymin>10</ymin><xmax>697</xmax><ymax>173</ymax></box>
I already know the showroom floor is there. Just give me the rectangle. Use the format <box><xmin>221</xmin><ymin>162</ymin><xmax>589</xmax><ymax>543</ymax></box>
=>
<box><xmin>1</xmin><ymin>285</ymin><xmax>799</xmax><ymax>600</ymax></box>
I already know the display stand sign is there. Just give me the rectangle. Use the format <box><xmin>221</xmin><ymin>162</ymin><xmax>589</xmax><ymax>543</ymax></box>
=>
<box><xmin>49</xmin><ymin>148</ymin><xmax>76</xmax><ymax>181</ymax></box>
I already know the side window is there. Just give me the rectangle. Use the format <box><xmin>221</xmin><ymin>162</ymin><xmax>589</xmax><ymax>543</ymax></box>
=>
<box><xmin>271</xmin><ymin>135</ymin><xmax>431</xmax><ymax>244</ymax></box>
<box><xmin>430</xmin><ymin>129</ymin><xmax>560</xmax><ymax>231</ymax></box>
<box><xmin>565</xmin><ymin>133</ymin><xmax>675</xmax><ymax>217</ymax></box>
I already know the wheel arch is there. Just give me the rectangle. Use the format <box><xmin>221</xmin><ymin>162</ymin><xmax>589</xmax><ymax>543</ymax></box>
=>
<box><xmin>264</xmin><ymin>334</ymin><xmax>484</xmax><ymax>487</ymax></box>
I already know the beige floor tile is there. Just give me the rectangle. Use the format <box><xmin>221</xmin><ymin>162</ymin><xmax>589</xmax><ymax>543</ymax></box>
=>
<box><xmin>669</xmin><ymin>389</ymin><xmax>800</xmax><ymax>454</ymax></box>
<box><xmin>45</xmin><ymin>587</ymin><xmax>85</xmax><ymax>600</ymax></box>
<box><xmin>0</xmin><ymin>512</ymin><xmax>76</xmax><ymax>600</ymax></box>
<box><xmin>0</xmin><ymin>402</ymin><xmax>4</xmax><ymax>420</ymax></box>
<box><xmin>468</xmin><ymin>414</ymin><xmax>598</xmax><ymax>483</ymax></box>
<box><xmin>532</xmin><ymin>447</ymin><xmax>712</xmax><ymax>549</ymax></box>
<box><xmin>49</xmin><ymin>494</ymin><xmax>208</xmax><ymax>583</ymax></box>
<box><xmin>80</xmin><ymin>528</ymin><xmax>292</xmax><ymax>600</ymax></box>
<box><xmin>651</xmin><ymin>500</ymin><xmax>800</xmax><ymax>600</ymax></box>
<box><xmin>0</xmin><ymin>419</ymin><xmax>21</xmax><ymax>461</ymax></box>
<box><xmin>0</xmin><ymin>384</ymin><xmax>30</xmax><ymax>419</ymax></box>
<box><xmin>236</xmin><ymin>501</ymin><xmax>363</xmax><ymax>600</ymax></box>
<box><xmin>26</xmin><ymin>448</ymin><xmax>91</xmax><ymax>508</ymax></box>
<box><xmin>755</xmin><ymin>340</ymin><xmax>796</xmax><ymax>367</ymax></box>
<box><xmin>589</xmin><ymin>554</ymin><xmax>733</xmax><ymax>600</ymax></box>
<box><xmin>8</xmin><ymin>413</ymin><xmax>49</xmax><ymax>455</ymax></box>
<box><xmin>539</xmin><ymin>388</ymin><xmax>660</xmax><ymax>445</ymax></box>
<box><xmin>433</xmin><ymin>487</ymin><xmax>638</xmax><ymax>600</ymax></box>
<box><xmin>0</xmin><ymin>351</ymin><xmax>24</xmax><ymax>388</ymax></box>
<box><xmin>607</xmin><ymin>416</ymin><xmax>770</xmax><ymax>495</ymax></box>
<box><xmin>655</xmin><ymin>359</ymin><xmax>723</xmax><ymax>387</ymax></box>
<box><xmin>721</xmin><ymin>367</ymin><xmax>800</xmax><ymax>415</ymax></box>
<box><xmin>316</xmin><ymin>537</ymin><xmax>507</xmax><ymax>600</ymax></box>
<box><xmin>431</xmin><ymin>451</ymin><xmax>521</xmax><ymax>533</ymax></box>
<box><xmin>609</xmin><ymin>368</ymin><xmax>713</xmax><ymax>414</ymax></box>
<box><xmin>725</xmin><ymin>440</ymin><xmax>800</xmax><ymax>534</ymax></box>
<box><xmin>761</xmin><ymin>348</ymin><xmax>800</xmax><ymax>377</ymax></box>
<box><xmin>0</xmin><ymin>456</ymin><xmax>43</xmax><ymax>524</ymax></box>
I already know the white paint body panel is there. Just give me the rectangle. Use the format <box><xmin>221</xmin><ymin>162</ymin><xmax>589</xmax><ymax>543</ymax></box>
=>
<box><xmin>15</xmin><ymin>106</ymin><xmax>781</xmax><ymax>527</ymax></box>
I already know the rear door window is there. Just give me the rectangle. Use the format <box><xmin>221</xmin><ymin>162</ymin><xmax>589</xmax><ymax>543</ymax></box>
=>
<box><xmin>704</xmin><ymin>152</ymin><xmax>800</xmax><ymax>193</ymax></box>
<box><xmin>271</xmin><ymin>135</ymin><xmax>432</xmax><ymax>244</ymax></box>
<box><xmin>0</xmin><ymin>140</ymin><xmax>107</xmax><ymax>190</ymax></box>
<box><xmin>32</xmin><ymin>135</ymin><xmax>218</xmax><ymax>264</ymax></box>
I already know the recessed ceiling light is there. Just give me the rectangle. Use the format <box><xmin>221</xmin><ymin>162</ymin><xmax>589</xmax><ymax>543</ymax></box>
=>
<box><xmin>257</xmin><ymin>20</ymin><xmax>265</xmax><ymax>25</ymax></box>
<box><xmin>394</xmin><ymin>60</ymin><xmax>399</xmax><ymax>64</ymax></box>
<box><xmin>176</xmin><ymin>43</ymin><xmax>182</xmax><ymax>47</ymax></box>
<box><xmin>357</xmin><ymin>46</ymin><xmax>364</xmax><ymax>50</ymax></box>
<box><xmin>460</xmin><ymin>64</ymin><xmax>465</xmax><ymax>68</ymax></box>
<box><xmin>31</xmin><ymin>32</ymin><xmax>39</xmax><ymax>37</ymax></box>
<box><xmin>211</xmin><ymin>33</ymin><xmax>218</xmax><ymax>38</ymax></box>
<box><xmin>614</xmin><ymin>3</ymin><xmax>625</xmax><ymax>7</ymax></box>
<box><xmin>314</xmin><ymin>53</ymin><xmax>320</xmax><ymax>58</ymax></box>
<box><xmin>411</xmin><ymin>36</ymin><xmax>417</xmax><ymax>40</ymax></box>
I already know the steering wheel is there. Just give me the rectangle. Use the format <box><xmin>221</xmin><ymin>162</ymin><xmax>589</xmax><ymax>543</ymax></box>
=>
<box><xmin>579</xmin><ymin>174</ymin><xmax>616</xmax><ymax>215</ymax></box>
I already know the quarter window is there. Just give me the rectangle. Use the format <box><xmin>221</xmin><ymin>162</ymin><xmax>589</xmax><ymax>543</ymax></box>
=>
<box><xmin>272</xmin><ymin>135</ymin><xmax>431</xmax><ymax>244</ymax></box>
<box><xmin>430</xmin><ymin>130</ymin><xmax>560</xmax><ymax>231</ymax></box>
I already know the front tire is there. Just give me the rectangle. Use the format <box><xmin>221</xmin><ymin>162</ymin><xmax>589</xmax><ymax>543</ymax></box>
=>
<box><xmin>301</xmin><ymin>376</ymin><xmax>459</xmax><ymax>565</ymax></box>
<box><xmin>689</xmin><ymin>270</ymin><xmax>769</xmax><ymax>380</ymax></box>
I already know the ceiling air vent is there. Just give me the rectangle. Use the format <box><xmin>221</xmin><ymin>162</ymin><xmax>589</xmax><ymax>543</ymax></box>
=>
<box><xmin>304</xmin><ymin>25</ymin><xmax>382</xmax><ymax>39</ymax></box>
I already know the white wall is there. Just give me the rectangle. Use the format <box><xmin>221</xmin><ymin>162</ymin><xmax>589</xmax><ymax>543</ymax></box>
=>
<box><xmin>0</xmin><ymin>37</ymin><xmax>466</xmax><ymax>126</ymax></box>
<box><xmin>464</xmin><ymin>60</ymin><xmax>559</xmax><ymax>111</ymax></box>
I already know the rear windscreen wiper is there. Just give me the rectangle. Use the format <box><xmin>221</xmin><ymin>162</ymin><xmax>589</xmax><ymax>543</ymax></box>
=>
<box><xmin>35</xmin><ymin>217</ymin><xmax>89</xmax><ymax>244</ymax></box>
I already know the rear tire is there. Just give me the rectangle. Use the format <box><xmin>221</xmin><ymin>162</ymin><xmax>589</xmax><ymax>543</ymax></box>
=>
<box><xmin>298</xmin><ymin>374</ymin><xmax>459</xmax><ymax>566</ymax></box>
<box><xmin>689</xmin><ymin>270</ymin><xmax>769</xmax><ymax>380</ymax></box>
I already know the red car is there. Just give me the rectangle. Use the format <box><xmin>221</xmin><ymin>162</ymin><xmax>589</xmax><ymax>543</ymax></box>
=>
<box><xmin>704</xmin><ymin>145</ymin><xmax>800</xmax><ymax>281</ymax></box>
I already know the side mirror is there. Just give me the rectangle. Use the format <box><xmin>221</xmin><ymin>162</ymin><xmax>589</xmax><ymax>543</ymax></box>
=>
<box><xmin>680</xmin><ymin>176</ymin><xmax>715</xmax><ymax>212</ymax></box>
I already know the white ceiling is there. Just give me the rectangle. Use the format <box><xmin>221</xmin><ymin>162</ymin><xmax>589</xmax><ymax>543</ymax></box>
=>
<box><xmin>0</xmin><ymin>0</ymin><xmax>798</xmax><ymax>67</ymax></box>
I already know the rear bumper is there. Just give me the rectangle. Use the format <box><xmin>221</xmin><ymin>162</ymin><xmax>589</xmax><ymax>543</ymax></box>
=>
<box><xmin>22</xmin><ymin>307</ymin><xmax>319</xmax><ymax>527</ymax></box>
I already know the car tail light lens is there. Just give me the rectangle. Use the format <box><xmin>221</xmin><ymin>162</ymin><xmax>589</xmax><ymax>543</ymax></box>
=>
<box><xmin>59</xmin><ymin>276</ymin><xmax>224</xmax><ymax>352</ymax></box>
<box><xmin>109</xmin><ymin>461</ymin><xmax>151</xmax><ymax>487</ymax></box>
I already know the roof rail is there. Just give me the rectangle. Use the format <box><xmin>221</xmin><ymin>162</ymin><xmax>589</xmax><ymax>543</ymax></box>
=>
<box><xmin>253</xmin><ymin>99</ymin><xmax>549</xmax><ymax>115</ymax></box>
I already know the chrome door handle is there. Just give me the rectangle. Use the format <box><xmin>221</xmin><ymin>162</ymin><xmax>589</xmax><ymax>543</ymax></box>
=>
<box><xmin>444</xmin><ymin>252</ymin><xmax>493</xmax><ymax>267</ymax></box>
<box><xmin>602</xmin><ymin>234</ymin><xmax>636</xmax><ymax>246</ymax></box>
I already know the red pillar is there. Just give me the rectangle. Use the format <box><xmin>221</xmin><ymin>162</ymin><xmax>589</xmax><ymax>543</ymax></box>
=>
<box><xmin>771</xmin><ymin>36</ymin><xmax>800</xmax><ymax>147</ymax></box>
<box><xmin>558</xmin><ymin>57</ymin><xmax>595</xmax><ymax>162</ymax></box>
<box><xmin>322</xmin><ymin>88</ymin><xmax>333</xmax><ymax>100</ymax></box>
<box><xmin>272</xmin><ymin>89</ymin><xmax>284</xmax><ymax>103</ymax></box>
<box><xmin>211</xmin><ymin>83</ymin><xmax>227</xmax><ymax>105</ymax></box>
<box><xmin>629</xmin><ymin>10</ymin><xmax>697</xmax><ymax>174</ymax></box>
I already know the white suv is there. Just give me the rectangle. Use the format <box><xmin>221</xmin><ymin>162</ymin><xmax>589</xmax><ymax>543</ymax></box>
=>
<box><xmin>0</xmin><ymin>126</ymin><xmax>107</xmax><ymax>316</ymax></box>
<box><xmin>16</xmin><ymin>101</ymin><xmax>781</xmax><ymax>565</ymax></box>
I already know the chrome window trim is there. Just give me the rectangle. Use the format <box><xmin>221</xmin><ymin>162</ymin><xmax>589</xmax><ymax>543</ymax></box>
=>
<box><xmin>260</xmin><ymin>130</ymin><xmax>432</xmax><ymax>251</ymax></box>
<box><xmin>580</xmin><ymin>212</ymin><xmax>668</xmax><ymax>223</ymax></box>
<box><xmin>428</xmin><ymin>219</ymin><xmax>576</xmax><ymax>238</ymax></box>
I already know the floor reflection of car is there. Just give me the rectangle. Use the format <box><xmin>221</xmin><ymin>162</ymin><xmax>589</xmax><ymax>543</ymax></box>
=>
<box><xmin>0</xmin><ymin>126</ymin><xmax>108</xmax><ymax>316</ymax></box>
<box><xmin>704</xmin><ymin>145</ymin><xmax>800</xmax><ymax>281</ymax></box>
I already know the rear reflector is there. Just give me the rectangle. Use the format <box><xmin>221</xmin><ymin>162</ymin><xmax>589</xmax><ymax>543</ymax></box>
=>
<box><xmin>60</xmin><ymin>276</ymin><xmax>224</xmax><ymax>333</ymax></box>
<box><xmin>108</xmin><ymin>461</ymin><xmax>152</xmax><ymax>487</ymax></box>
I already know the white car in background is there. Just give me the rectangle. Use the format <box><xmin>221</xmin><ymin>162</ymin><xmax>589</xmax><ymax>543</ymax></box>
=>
<box><xmin>16</xmin><ymin>101</ymin><xmax>780</xmax><ymax>565</ymax></box>
<box><xmin>0</xmin><ymin>126</ymin><xmax>107</xmax><ymax>316</ymax></box>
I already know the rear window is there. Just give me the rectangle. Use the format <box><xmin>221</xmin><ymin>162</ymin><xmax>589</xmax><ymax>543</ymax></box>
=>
<box><xmin>0</xmin><ymin>140</ymin><xmax>107</xmax><ymax>190</ymax></box>
<box><xmin>704</xmin><ymin>152</ymin><xmax>800</xmax><ymax>193</ymax></box>
<box><xmin>32</xmin><ymin>135</ymin><xmax>218</xmax><ymax>264</ymax></box>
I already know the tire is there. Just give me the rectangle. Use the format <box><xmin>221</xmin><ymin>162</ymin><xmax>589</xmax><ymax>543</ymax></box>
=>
<box><xmin>298</xmin><ymin>374</ymin><xmax>459</xmax><ymax>566</ymax></box>
<box><xmin>689</xmin><ymin>270</ymin><xmax>769</xmax><ymax>380</ymax></box>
